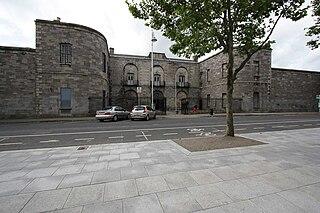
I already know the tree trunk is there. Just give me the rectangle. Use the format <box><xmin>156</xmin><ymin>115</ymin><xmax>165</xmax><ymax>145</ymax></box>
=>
<box><xmin>226</xmin><ymin>48</ymin><xmax>235</xmax><ymax>137</ymax></box>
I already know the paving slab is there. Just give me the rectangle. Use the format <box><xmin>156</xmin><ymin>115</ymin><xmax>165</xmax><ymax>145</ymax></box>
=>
<box><xmin>0</xmin><ymin>193</ymin><xmax>33</xmax><ymax>213</ymax></box>
<box><xmin>82</xmin><ymin>200</ymin><xmax>122</xmax><ymax>213</ymax></box>
<box><xmin>136</xmin><ymin>176</ymin><xmax>169</xmax><ymax>195</ymax></box>
<box><xmin>188</xmin><ymin>169</ymin><xmax>222</xmax><ymax>185</ymax></box>
<box><xmin>24</xmin><ymin>167</ymin><xmax>58</xmax><ymax>178</ymax></box>
<box><xmin>123</xmin><ymin>194</ymin><xmax>163</xmax><ymax>213</ymax></box>
<box><xmin>64</xmin><ymin>183</ymin><xmax>105</xmax><ymax>208</ymax></box>
<box><xmin>108</xmin><ymin>160</ymin><xmax>131</xmax><ymax>170</ymax></box>
<box><xmin>104</xmin><ymin>179</ymin><xmax>138</xmax><ymax>201</ymax></box>
<box><xmin>0</xmin><ymin>179</ymin><xmax>32</xmax><ymax>196</ymax></box>
<box><xmin>121</xmin><ymin>166</ymin><xmax>148</xmax><ymax>180</ymax></box>
<box><xmin>91</xmin><ymin>169</ymin><xmax>121</xmax><ymax>184</ymax></box>
<box><xmin>157</xmin><ymin>188</ymin><xmax>202</xmax><ymax>213</ymax></box>
<box><xmin>53</xmin><ymin>164</ymin><xmax>84</xmax><ymax>176</ymax></box>
<box><xmin>163</xmin><ymin>172</ymin><xmax>198</xmax><ymax>190</ymax></box>
<box><xmin>58</xmin><ymin>172</ymin><xmax>94</xmax><ymax>188</ymax></box>
<box><xmin>21</xmin><ymin>175</ymin><xmax>64</xmax><ymax>193</ymax></box>
<box><xmin>48</xmin><ymin>206</ymin><xmax>83</xmax><ymax>213</ymax></box>
<box><xmin>82</xmin><ymin>162</ymin><xmax>108</xmax><ymax>173</ymax></box>
<box><xmin>21</xmin><ymin>188</ymin><xmax>71</xmax><ymax>213</ymax></box>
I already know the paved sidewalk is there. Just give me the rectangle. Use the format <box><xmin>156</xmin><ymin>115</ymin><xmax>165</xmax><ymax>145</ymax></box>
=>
<box><xmin>0</xmin><ymin>128</ymin><xmax>319</xmax><ymax>212</ymax></box>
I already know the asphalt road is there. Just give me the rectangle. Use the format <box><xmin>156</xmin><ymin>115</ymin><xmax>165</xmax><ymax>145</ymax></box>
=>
<box><xmin>0</xmin><ymin>114</ymin><xmax>319</xmax><ymax>151</ymax></box>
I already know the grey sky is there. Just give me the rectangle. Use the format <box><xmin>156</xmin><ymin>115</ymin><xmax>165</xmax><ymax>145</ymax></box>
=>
<box><xmin>0</xmin><ymin>0</ymin><xmax>319</xmax><ymax>71</ymax></box>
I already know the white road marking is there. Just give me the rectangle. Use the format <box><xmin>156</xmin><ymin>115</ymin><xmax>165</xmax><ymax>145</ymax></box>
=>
<box><xmin>288</xmin><ymin>125</ymin><xmax>299</xmax><ymax>128</ymax></box>
<box><xmin>303</xmin><ymin>124</ymin><xmax>313</xmax><ymax>126</ymax></box>
<box><xmin>0</xmin><ymin>138</ymin><xmax>8</xmax><ymax>142</ymax></box>
<box><xmin>163</xmin><ymin>133</ymin><xmax>178</xmax><ymax>136</ymax></box>
<box><xmin>0</xmin><ymin>142</ymin><xmax>23</xmax><ymax>146</ymax></box>
<box><xmin>108</xmin><ymin>136</ymin><xmax>124</xmax><ymax>139</ymax></box>
<box><xmin>74</xmin><ymin>138</ymin><xmax>94</xmax><ymax>141</ymax></box>
<box><xmin>253</xmin><ymin>127</ymin><xmax>265</xmax><ymax>130</ymax></box>
<box><xmin>136</xmin><ymin>132</ymin><xmax>150</xmax><ymax>141</ymax></box>
<box><xmin>40</xmin><ymin>140</ymin><xmax>59</xmax><ymax>143</ymax></box>
<box><xmin>235</xmin><ymin>128</ymin><xmax>247</xmax><ymax>131</ymax></box>
<box><xmin>272</xmin><ymin>126</ymin><xmax>284</xmax><ymax>128</ymax></box>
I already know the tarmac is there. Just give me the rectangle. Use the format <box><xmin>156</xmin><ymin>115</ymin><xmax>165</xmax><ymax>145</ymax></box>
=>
<box><xmin>0</xmin><ymin>115</ymin><xmax>320</xmax><ymax>212</ymax></box>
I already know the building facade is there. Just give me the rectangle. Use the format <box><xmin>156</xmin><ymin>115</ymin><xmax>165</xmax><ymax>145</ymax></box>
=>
<box><xmin>0</xmin><ymin>19</ymin><xmax>319</xmax><ymax>118</ymax></box>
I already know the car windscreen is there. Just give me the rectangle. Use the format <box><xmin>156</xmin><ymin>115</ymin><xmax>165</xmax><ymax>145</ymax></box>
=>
<box><xmin>103</xmin><ymin>106</ymin><xmax>113</xmax><ymax>110</ymax></box>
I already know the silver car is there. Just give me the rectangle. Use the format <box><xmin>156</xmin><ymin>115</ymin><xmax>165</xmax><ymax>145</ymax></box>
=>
<box><xmin>130</xmin><ymin>105</ymin><xmax>156</xmax><ymax>121</ymax></box>
<box><xmin>95</xmin><ymin>106</ymin><xmax>130</xmax><ymax>122</ymax></box>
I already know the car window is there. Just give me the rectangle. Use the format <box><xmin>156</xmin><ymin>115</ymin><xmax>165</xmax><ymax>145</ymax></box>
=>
<box><xmin>115</xmin><ymin>107</ymin><xmax>122</xmax><ymax>111</ymax></box>
<box><xmin>103</xmin><ymin>106</ymin><xmax>113</xmax><ymax>110</ymax></box>
<box><xmin>134</xmin><ymin>106</ymin><xmax>144</xmax><ymax>110</ymax></box>
<box><xmin>147</xmin><ymin>106</ymin><xmax>153</xmax><ymax>111</ymax></box>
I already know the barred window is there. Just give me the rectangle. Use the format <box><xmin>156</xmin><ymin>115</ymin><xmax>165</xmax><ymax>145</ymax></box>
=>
<box><xmin>60</xmin><ymin>43</ymin><xmax>72</xmax><ymax>64</ymax></box>
<box><xmin>102</xmin><ymin>52</ymin><xmax>106</xmax><ymax>72</ymax></box>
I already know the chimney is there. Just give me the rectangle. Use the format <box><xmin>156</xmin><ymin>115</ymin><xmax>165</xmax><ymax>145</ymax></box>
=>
<box><xmin>55</xmin><ymin>17</ymin><xmax>61</xmax><ymax>22</ymax></box>
<box><xmin>109</xmin><ymin>47</ymin><xmax>114</xmax><ymax>55</ymax></box>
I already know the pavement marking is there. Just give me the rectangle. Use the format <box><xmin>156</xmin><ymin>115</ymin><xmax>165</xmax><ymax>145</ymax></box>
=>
<box><xmin>136</xmin><ymin>132</ymin><xmax>150</xmax><ymax>141</ymax></box>
<box><xmin>288</xmin><ymin>125</ymin><xmax>299</xmax><ymax>128</ymax></box>
<box><xmin>303</xmin><ymin>124</ymin><xmax>313</xmax><ymax>126</ymax></box>
<box><xmin>0</xmin><ymin>138</ymin><xmax>8</xmax><ymax>142</ymax></box>
<box><xmin>272</xmin><ymin>126</ymin><xmax>284</xmax><ymax>128</ymax></box>
<box><xmin>108</xmin><ymin>136</ymin><xmax>124</xmax><ymax>139</ymax></box>
<box><xmin>163</xmin><ymin>133</ymin><xmax>178</xmax><ymax>136</ymax></box>
<box><xmin>0</xmin><ymin>142</ymin><xmax>23</xmax><ymax>146</ymax></box>
<box><xmin>74</xmin><ymin>138</ymin><xmax>94</xmax><ymax>141</ymax></box>
<box><xmin>235</xmin><ymin>128</ymin><xmax>247</xmax><ymax>131</ymax></box>
<box><xmin>253</xmin><ymin>127</ymin><xmax>265</xmax><ymax>130</ymax></box>
<box><xmin>39</xmin><ymin>140</ymin><xmax>59</xmax><ymax>143</ymax></box>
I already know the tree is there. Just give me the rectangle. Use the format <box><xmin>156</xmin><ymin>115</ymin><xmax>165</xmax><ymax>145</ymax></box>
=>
<box><xmin>126</xmin><ymin>0</ymin><xmax>307</xmax><ymax>136</ymax></box>
<box><xmin>307</xmin><ymin>0</ymin><xmax>320</xmax><ymax>49</ymax></box>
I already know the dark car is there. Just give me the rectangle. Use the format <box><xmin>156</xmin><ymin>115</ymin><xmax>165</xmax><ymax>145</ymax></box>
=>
<box><xmin>130</xmin><ymin>105</ymin><xmax>156</xmax><ymax>121</ymax></box>
<box><xmin>95</xmin><ymin>106</ymin><xmax>130</xmax><ymax>122</ymax></box>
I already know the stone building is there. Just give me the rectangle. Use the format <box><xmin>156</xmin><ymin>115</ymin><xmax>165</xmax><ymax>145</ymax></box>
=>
<box><xmin>0</xmin><ymin>19</ymin><xmax>319</xmax><ymax>118</ymax></box>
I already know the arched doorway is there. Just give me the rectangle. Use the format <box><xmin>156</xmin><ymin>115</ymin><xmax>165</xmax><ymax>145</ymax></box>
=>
<box><xmin>177</xmin><ymin>91</ymin><xmax>188</xmax><ymax>114</ymax></box>
<box><xmin>154</xmin><ymin>90</ymin><xmax>166</xmax><ymax>112</ymax></box>
<box><xmin>124</xmin><ymin>90</ymin><xmax>137</xmax><ymax>110</ymax></box>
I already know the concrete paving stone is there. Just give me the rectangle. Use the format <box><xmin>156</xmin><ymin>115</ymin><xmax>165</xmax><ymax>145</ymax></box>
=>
<box><xmin>82</xmin><ymin>200</ymin><xmax>122</xmax><ymax>213</ymax></box>
<box><xmin>210</xmin><ymin>166</ymin><xmax>247</xmax><ymax>181</ymax></box>
<box><xmin>188</xmin><ymin>169</ymin><xmax>223</xmax><ymax>185</ymax></box>
<box><xmin>123</xmin><ymin>194</ymin><xmax>163</xmax><ymax>213</ymax></box>
<box><xmin>188</xmin><ymin>183</ymin><xmax>233</xmax><ymax>209</ymax></box>
<box><xmin>58</xmin><ymin>172</ymin><xmax>94</xmax><ymax>188</ymax></box>
<box><xmin>136</xmin><ymin>175</ymin><xmax>169</xmax><ymax>195</ymax></box>
<box><xmin>199</xmin><ymin>200</ymin><xmax>265</xmax><ymax>213</ymax></box>
<box><xmin>278</xmin><ymin>188</ymin><xmax>320</xmax><ymax>213</ymax></box>
<box><xmin>157</xmin><ymin>188</ymin><xmax>202</xmax><ymax>213</ymax></box>
<box><xmin>131</xmin><ymin>158</ymin><xmax>154</xmax><ymax>167</ymax></box>
<box><xmin>99</xmin><ymin>154</ymin><xmax>120</xmax><ymax>162</ymax></box>
<box><xmin>238</xmin><ymin>176</ymin><xmax>281</xmax><ymax>196</ymax></box>
<box><xmin>108</xmin><ymin>160</ymin><xmax>131</xmax><ymax>170</ymax></box>
<box><xmin>127</xmin><ymin>147</ymin><xmax>143</xmax><ymax>152</ymax></box>
<box><xmin>82</xmin><ymin>162</ymin><xmax>108</xmax><ymax>173</ymax></box>
<box><xmin>121</xmin><ymin>166</ymin><xmax>148</xmax><ymax>180</ymax></box>
<box><xmin>0</xmin><ymin>179</ymin><xmax>33</xmax><ymax>196</ymax></box>
<box><xmin>139</xmin><ymin>151</ymin><xmax>160</xmax><ymax>158</ymax></box>
<box><xmin>104</xmin><ymin>179</ymin><xmax>138</xmax><ymax>201</ymax></box>
<box><xmin>75</xmin><ymin>156</ymin><xmax>99</xmax><ymax>164</ymax></box>
<box><xmin>300</xmin><ymin>182</ymin><xmax>320</xmax><ymax>202</ymax></box>
<box><xmin>163</xmin><ymin>172</ymin><xmax>198</xmax><ymax>190</ymax></box>
<box><xmin>48</xmin><ymin>206</ymin><xmax>83</xmax><ymax>213</ymax></box>
<box><xmin>152</xmin><ymin>156</ymin><xmax>176</xmax><ymax>164</ymax></box>
<box><xmin>24</xmin><ymin>167</ymin><xmax>58</xmax><ymax>178</ymax></box>
<box><xmin>64</xmin><ymin>183</ymin><xmax>105</xmax><ymax>208</ymax></box>
<box><xmin>230</xmin><ymin>162</ymin><xmax>269</xmax><ymax>176</ymax></box>
<box><xmin>110</xmin><ymin>148</ymin><xmax>128</xmax><ymax>155</ymax></box>
<box><xmin>215</xmin><ymin>179</ymin><xmax>258</xmax><ymax>202</ymax></box>
<box><xmin>89</xmin><ymin>150</ymin><xmax>110</xmax><ymax>156</ymax></box>
<box><xmin>21</xmin><ymin>188</ymin><xmax>71</xmax><ymax>213</ymax></box>
<box><xmin>91</xmin><ymin>169</ymin><xmax>121</xmax><ymax>184</ymax></box>
<box><xmin>69</xmin><ymin>152</ymin><xmax>91</xmax><ymax>159</ymax></box>
<box><xmin>0</xmin><ymin>193</ymin><xmax>33</xmax><ymax>213</ymax></box>
<box><xmin>48</xmin><ymin>154</ymin><xmax>72</xmax><ymax>160</ymax></box>
<box><xmin>0</xmin><ymin>170</ymin><xmax>29</xmax><ymax>182</ymax></box>
<box><xmin>0</xmin><ymin>163</ymin><xmax>27</xmax><ymax>172</ymax></box>
<box><xmin>24</xmin><ymin>155</ymin><xmax>49</xmax><ymax>162</ymax></box>
<box><xmin>168</xmin><ymin>154</ymin><xmax>190</xmax><ymax>162</ymax></box>
<box><xmin>188</xmin><ymin>159</ymin><xmax>219</xmax><ymax>170</ymax></box>
<box><xmin>24</xmin><ymin>160</ymin><xmax>56</xmax><ymax>169</ymax></box>
<box><xmin>250</xmin><ymin>193</ymin><xmax>308</xmax><ymax>213</ymax></box>
<box><xmin>53</xmin><ymin>164</ymin><xmax>84</xmax><ymax>176</ymax></box>
<box><xmin>296</xmin><ymin>165</ymin><xmax>320</xmax><ymax>178</ymax></box>
<box><xmin>21</xmin><ymin>175</ymin><xmax>64</xmax><ymax>193</ymax></box>
<box><xmin>145</xmin><ymin>162</ymin><xmax>194</xmax><ymax>176</ymax></box>
<box><xmin>259</xmin><ymin>171</ymin><xmax>304</xmax><ymax>190</ymax></box>
<box><xmin>120</xmin><ymin>152</ymin><xmax>140</xmax><ymax>160</ymax></box>
<box><xmin>50</xmin><ymin>159</ymin><xmax>77</xmax><ymax>167</ymax></box>
<box><xmin>281</xmin><ymin>167</ymin><xmax>320</xmax><ymax>185</ymax></box>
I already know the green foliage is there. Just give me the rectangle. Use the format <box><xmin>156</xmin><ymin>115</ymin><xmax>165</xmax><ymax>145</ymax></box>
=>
<box><xmin>307</xmin><ymin>0</ymin><xmax>320</xmax><ymax>49</ymax></box>
<box><xmin>126</xmin><ymin>0</ymin><xmax>307</xmax><ymax>59</ymax></box>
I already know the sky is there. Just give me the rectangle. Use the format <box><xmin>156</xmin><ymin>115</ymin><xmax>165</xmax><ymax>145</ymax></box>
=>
<box><xmin>0</xmin><ymin>0</ymin><xmax>319</xmax><ymax>71</ymax></box>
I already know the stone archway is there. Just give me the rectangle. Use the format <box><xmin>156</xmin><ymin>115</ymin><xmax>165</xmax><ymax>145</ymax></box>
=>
<box><xmin>154</xmin><ymin>90</ymin><xmax>166</xmax><ymax>112</ymax></box>
<box><xmin>124</xmin><ymin>90</ymin><xmax>137</xmax><ymax>110</ymax></box>
<box><xmin>177</xmin><ymin>91</ymin><xmax>188</xmax><ymax>114</ymax></box>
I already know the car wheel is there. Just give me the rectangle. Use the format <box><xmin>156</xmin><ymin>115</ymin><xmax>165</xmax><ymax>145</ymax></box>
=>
<box><xmin>113</xmin><ymin>115</ymin><xmax>118</xmax><ymax>122</ymax></box>
<box><xmin>126</xmin><ymin>114</ymin><xmax>130</xmax><ymax>120</ymax></box>
<box><xmin>99</xmin><ymin>119</ymin><xmax>104</xmax><ymax>122</ymax></box>
<box><xmin>131</xmin><ymin>118</ymin><xmax>135</xmax><ymax>121</ymax></box>
<box><xmin>146</xmin><ymin>115</ymin><xmax>149</xmax><ymax>121</ymax></box>
<box><xmin>153</xmin><ymin>114</ymin><xmax>156</xmax><ymax>119</ymax></box>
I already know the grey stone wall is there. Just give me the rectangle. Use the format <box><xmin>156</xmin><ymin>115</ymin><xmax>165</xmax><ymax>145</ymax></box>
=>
<box><xmin>35</xmin><ymin>20</ymin><xmax>109</xmax><ymax>116</ymax></box>
<box><xmin>199</xmin><ymin>49</ymin><xmax>272</xmax><ymax>112</ymax></box>
<box><xmin>0</xmin><ymin>47</ymin><xmax>36</xmax><ymax>118</ymax></box>
<box><xmin>270</xmin><ymin>68</ymin><xmax>320</xmax><ymax>112</ymax></box>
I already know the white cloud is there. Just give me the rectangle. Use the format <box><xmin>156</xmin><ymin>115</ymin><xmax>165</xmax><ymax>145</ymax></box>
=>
<box><xmin>0</xmin><ymin>0</ymin><xmax>319</xmax><ymax>71</ymax></box>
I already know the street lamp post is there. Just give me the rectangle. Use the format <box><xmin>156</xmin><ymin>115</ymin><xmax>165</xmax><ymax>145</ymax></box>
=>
<box><xmin>151</xmin><ymin>31</ymin><xmax>157</xmax><ymax>109</ymax></box>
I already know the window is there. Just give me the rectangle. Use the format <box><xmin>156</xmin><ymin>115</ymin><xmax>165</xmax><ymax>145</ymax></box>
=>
<box><xmin>154</xmin><ymin>74</ymin><xmax>161</xmax><ymax>86</ymax></box>
<box><xmin>60</xmin><ymin>43</ymin><xmax>72</xmax><ymax>64</ymax></box>
<box><xmin>253</xmin><ymin>92</ymin><xmax>260</xmax><ymax>109</ymax></box>
<box><xmin>127</xmin><ymin>73</ymin><xmax>134</xmax><ymax>85</ymax></box>
<box><xmin>206</xmin><ymin>94</ymin><xmax>210</xmax><ymax>108</ymax></box>
<box><xmin>178</xmin><ymin>75</ymin><xmax>185</xmax><ymax>87</ymax></box>
<box><xmin>206</xmin><ymin>69</ymin><xmax>210</xmax><ymax>82</ymax></box>
<box><xmin>222</xmin><ymin>93</ymin><xmax>227</xmax><ymax>108</ymax></box>
<box><xmin>222</xmin><ymin>63</ymin><xmax>228</xmax><ymax>78</ymax></box>
<box><xmin>60</xmin><ymin>88</ymin><xmax>71</xmax><ymax>109</ymax></box>
<box><xmin>102</xmin><ymin>90</ymin><xmax>106</xmax><ymax>109</ymax></box>
<box><xmin>102</xmin><ymin>52</ymin><xmax>106</xmax><ymax>73</ymax></box>
<box><xmin>253</xmin><ymin>60</ymin><xmax>260</xmax><ymax>76</ymax></box>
